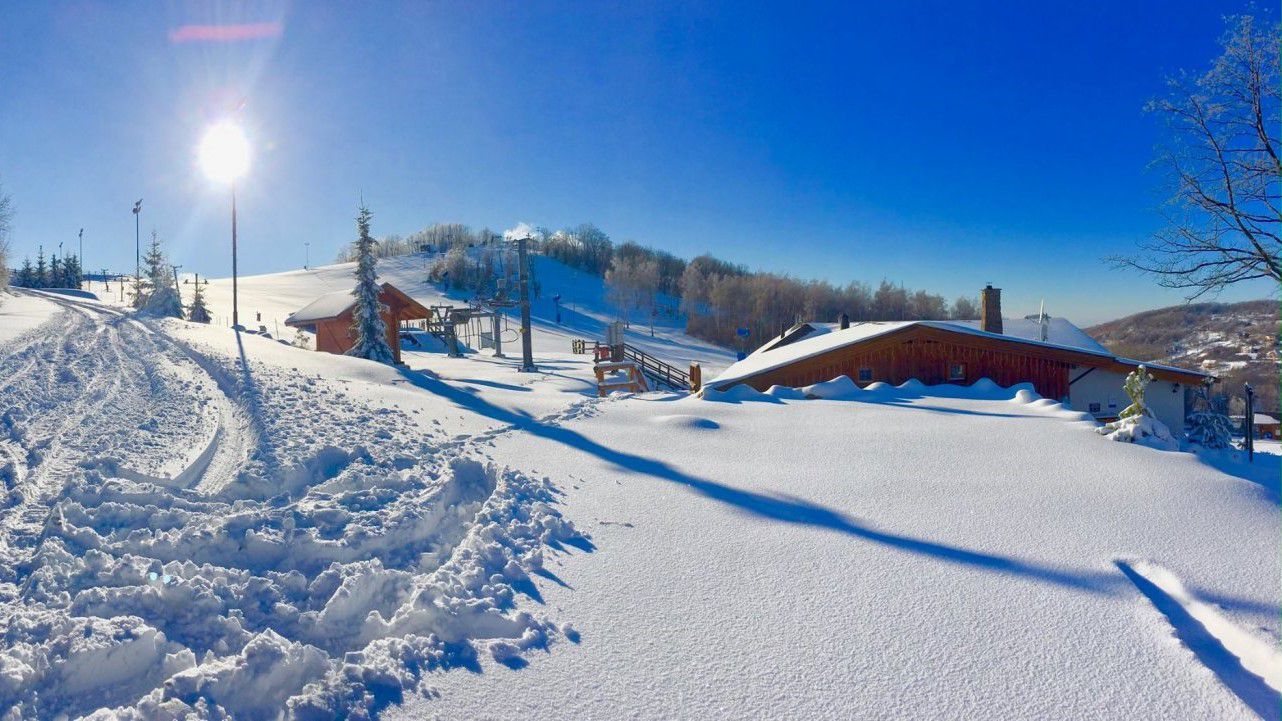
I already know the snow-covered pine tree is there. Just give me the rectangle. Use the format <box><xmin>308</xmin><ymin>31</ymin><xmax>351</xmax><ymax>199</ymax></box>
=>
<box><xmin>139</xmin><ymin>231</ymin><xmax>184</xmax><ymax>318</ymax></box>
<box><xmin>187</xmin><ymin>278</ymin><xmax>212</xmax><ymax>323</ymax></box>
<box><xmin>346</xmin><ymin>205</ymin><xmax>395</xmax><ymax>364</ymax></box>
<box><xmin>1186</xmin><ymin>384</ymin><xmax>1235</xmax><ymax>449</ymax></box>
<box><xmin>34</xmin><ymin>247</ymin><xmax>47</xmax><ymax>289</ymax></box>
<box><xmin>49</xmin><ymin>255</ymin><xmax>63</xmax><ymax>288</ymax></box>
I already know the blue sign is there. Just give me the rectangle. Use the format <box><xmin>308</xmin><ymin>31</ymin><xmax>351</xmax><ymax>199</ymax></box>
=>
<box><xmin>736</xmin><ymin>327</ymin><xmax>750</xmax><ymax>337</ymax></box>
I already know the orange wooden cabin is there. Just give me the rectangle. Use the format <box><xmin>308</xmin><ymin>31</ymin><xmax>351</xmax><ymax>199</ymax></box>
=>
<box><xmin>284</xmin><ymin>283</ymin><xmax>429</xmax><ymax>364</ymax></box>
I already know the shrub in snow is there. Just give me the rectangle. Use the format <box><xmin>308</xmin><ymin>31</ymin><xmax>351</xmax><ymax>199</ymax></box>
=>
<box><xmin>1185</xmin><ymin>387</ymin><xmax>1234</xmax><ymax>449</ymax></box>
<box><xmin>1096</xmin><ymin>366</ymin><xmax>1177</xmax><ymax>449</ymax></box>
<box><xmin>1186</xmin><ymin>411</ymin><xmax>1235</xmax><ymax>448</ymax></box>
<box><xmin>138</xmin><ymin>232</ymin><xmax>184</xmax><ymax>319</ymax></box>
<box><xmin>292</xmin><ymin>330</ymin><xmax>314</xmax><ymax>350</ymax></box>
<box><xmin>346</xmin><ymin>205</ymin><xmax>396</xmax><ymax>364</ymax></box>
<box><xmin>187</xmin><ymin>280</ymin><xmax>212</xmax><ymax>323</ymax></box>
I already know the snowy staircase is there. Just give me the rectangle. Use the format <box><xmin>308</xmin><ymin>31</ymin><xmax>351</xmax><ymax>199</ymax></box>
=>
<box><xmin>593</xmin><ymin>360</ymin><xmax>650</xmax><ymax>397</ymax></box>
<box><xmin>576</xmin><ymin>338</ymin><xmax>691</xmax><ymax>392</ymax></box>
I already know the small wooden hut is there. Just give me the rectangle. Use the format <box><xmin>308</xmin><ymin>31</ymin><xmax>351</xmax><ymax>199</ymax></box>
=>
<box><xmin>285</xmin><ymin>283</ymin><xmax>429</xmax><ymax>364</ymax></box>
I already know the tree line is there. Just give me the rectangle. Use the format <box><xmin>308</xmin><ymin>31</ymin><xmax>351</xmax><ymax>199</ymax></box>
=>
<box><xmin>10</xmin><ymin>247</ymin><xmax>85</xmax><ymax>290</ymax></box>
<box><xmin>354</xmin><ymin>220</ymin><xmax>978</xmax><ymax>350</ymax></box>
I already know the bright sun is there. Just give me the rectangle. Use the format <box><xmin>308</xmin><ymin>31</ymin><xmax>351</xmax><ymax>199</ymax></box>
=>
<box><xmin>198</xmin><ymin>122</ymin><xmax>250</xmax><ymax>184</ymax></box>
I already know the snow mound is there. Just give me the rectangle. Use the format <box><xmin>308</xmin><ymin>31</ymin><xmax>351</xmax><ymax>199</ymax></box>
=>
<box><xmin>763</xmin><ymin>385</ymin><xmax>807</xmax><ymax>400</ymax></box>
<box><xmin>801</xmin><ymin>376</ymin><xmax>861</xmax><ymax>399</ymax></box>
<box><xmin>1097</xmin><ymin>414</ymin><xmax>1179</xmax><ymax>451</ymax></box>
<box><xmin>700</xmin><ymin>385</ymin><xmax>780</xmax><ymax>404</ymax></box>
<box><xmin>649</xmin><ymin>414</ymin><xmax>721</xmax><ymax>430</ymax></box>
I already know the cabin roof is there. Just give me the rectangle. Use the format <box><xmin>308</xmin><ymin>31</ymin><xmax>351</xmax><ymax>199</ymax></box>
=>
<box><xmin>709</xmin><ymin>318</ymin><xmax>1210</xmax><ymax>391</ymax></box>
<box><xmin>284</xmin><ymin>282</ymin><xmax>429</xmax><ymax>326</ymax></box>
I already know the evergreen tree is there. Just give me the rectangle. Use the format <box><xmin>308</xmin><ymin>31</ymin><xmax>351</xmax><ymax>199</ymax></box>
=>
<box><xmin>187</xmin><ymin>278</ymin><xmax>212</xmax><ymax>323</ymax></box>
<box><xmin>346</xmin><ymin>205</ymin><xmax>395</xmax><ymax>363</ymax></box>
<box><xmin>139</xmin><ymin>231</ymin><xmax>184</xmax><ymax>318</ymax></box>
<box><xmin>64</xmin><ymin>254</ymin><xmax>82</xmax><ymax>289</ymax></box>
<box><xmin>16</xmin><ymin>257</ymin><xmax>33</xmax><ymax>287</ymax></box>
<box><xmin>34</xmin><ymin>247</ymin><xmax>46</xmax><ymax>289</ymax></box>
<box><xmin>1186</xmin><ymin>385</ymin><xmax>1235</xmax><ymax>449</ymax></box>
<box><xmin>49</xmin><ymin>255</ymin><xmax>62</xmax><ymax>288</ymax></box>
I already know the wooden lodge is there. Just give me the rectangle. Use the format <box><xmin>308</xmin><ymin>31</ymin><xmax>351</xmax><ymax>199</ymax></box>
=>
<box><xmin>706</xmin><ymin>285</ymin><xmax>1211</xmax><ymax>430</ymax></box>
<box><xmin>284</xmin><ymin>283</ymin><xmax>430</xmax><ymax>365</ymax></box>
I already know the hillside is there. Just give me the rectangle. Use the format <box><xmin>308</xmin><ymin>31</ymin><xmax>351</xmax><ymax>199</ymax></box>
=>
<box><xmin>190</xmin><ymin>251</ymin><xmax>737</xmax><ymax>376</ymax></box>
<box><xmin>1</xmin><ymin>281</ymin><xmax>1278</xmax><ymax>719</ymax></box>
<box><xmin>1087</xmin><ymin>300</ymin><xmax>1280</xmax><ymax>414</ymax></box>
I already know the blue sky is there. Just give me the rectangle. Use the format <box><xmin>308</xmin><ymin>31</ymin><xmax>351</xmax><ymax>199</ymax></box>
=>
<box><xmin>0</xmin><ymin>1</ymin><xmax>1272</xmax><ymax>324</ymax></box>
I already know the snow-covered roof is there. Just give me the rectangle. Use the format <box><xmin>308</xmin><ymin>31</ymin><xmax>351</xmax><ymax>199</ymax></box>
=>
<box><xmin>949</xmin><ymin>317</ymin><xmax>1110</xmax><ymax>354</ymax></box>
<box><xmin>714</xmin><ymin>321</ymin><xmax>916</xmax><ymax>388</ymax></box>
<box><xmin>1251</xmin><ymin>414</ymin><xmax>1279</xmax><ymax>425</ymax></box>
<box><xmin>285</xmin><ymin>289</ymin><xmax>357</xmax><ymax>325</ymax></box>
<box><xmin>709</xmin><ymin>317</ymin><xmax>1208</xmax><ymax>390</ymax></box>
<box><xmin>789</xmin><ymin>317</ymin><xmax>1109</xmax><ymax>355</ymax></box>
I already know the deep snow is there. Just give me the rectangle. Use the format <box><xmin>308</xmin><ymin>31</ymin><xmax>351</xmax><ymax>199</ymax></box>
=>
<box><xmin>391</xmin><ymin>381</ymin><xmax>1280</xmax><ymax>721</ymax></box>
<box><xmin>1</xmin><ymin>263</ymin><xmax>1278</xmax><ymax>720</ymax></box>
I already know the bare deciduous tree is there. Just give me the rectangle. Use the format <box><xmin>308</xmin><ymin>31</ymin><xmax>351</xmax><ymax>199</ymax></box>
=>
<box><xmin>1117</xmin><ymin>15</ymin><xmax>1281</xmax><ymax>297</ymax></box>
<box><xmin>0</xmin><ymin>179</ymin><xmax>13</xmax><ymax>290</ymax></box>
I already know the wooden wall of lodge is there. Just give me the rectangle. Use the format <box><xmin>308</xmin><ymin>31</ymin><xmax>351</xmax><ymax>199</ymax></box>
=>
<box><xmin>732</xmin><ymin>326</ymin><xmax>1108</xmax><ymax>399</ymax></box>
<box><xmin>310</xmin><ymin>302</ymin><xmax>415</xmax><ymax>364</ymax></box>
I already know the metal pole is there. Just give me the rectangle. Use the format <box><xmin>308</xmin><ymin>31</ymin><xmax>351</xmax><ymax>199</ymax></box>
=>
<box><xmin>517</xmin><ymin>234</ymin><xmax>535</xmax><ymax>372</ymax></box>
<box><xmin>134</xmin><ymin>202</ymin><xmax>140</xmax><ymax>287</ymax></box>
<box><xmin>231</xmin><ymin>180</ymin><xmax>239</xmax><ymax>328</ymax></box>
<box><xmin>78</xmin><ymin>228</ymin><xmax>83</xmax><ymax>288</ymax></box>
<box><xmin>305</xmin><ymin>241</ymin><xmax>310</xmax><ymax>270</ymax></box>
<box><xmin>1245</xmin><ymin>383</ymin><xmax>1255</xmax><ymax>463</ymax></box>
<box><xmin>492</xmin><ymin>310</ymin><xmax>504</xmax><ymax>358</ymax></box>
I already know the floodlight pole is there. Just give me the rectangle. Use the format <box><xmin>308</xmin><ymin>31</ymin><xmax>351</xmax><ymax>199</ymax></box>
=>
<box><xmin>517</xmin><ymin>234</ymin><xmax>536</xmax><ymax>372</ymax></box>
<box><xmin>78</xmin><ymin>228</ymin><xmax>83</xmax><ymax>288</ymax></box>
<box><xmin>133</xmin><ymin>200</ymin><xmax>141</xmax><ymax>289</ymax></box>
<box><xmin>231</xmin><ymin>180</ymin><xmax>240</xmax><ymax>328</ymax></box>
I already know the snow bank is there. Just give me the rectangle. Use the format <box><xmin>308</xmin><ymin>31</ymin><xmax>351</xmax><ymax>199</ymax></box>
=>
<box><xmin>1097</xmin><ymin>414</ymin><xmax>1179</xmax><ymax>450</ymax></box>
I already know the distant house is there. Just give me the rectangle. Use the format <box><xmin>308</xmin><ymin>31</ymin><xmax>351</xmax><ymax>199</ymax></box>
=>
<box><xmin>285</xmin><ymin>283</ymin><xmax>429</xmax><ymax>365</ymax></box>
<box><xmin>706</xmin><ymin>285</ymin><xmax>1211</xmax><ymax>430</ymax></box>
<box><xmin>1232</xmin><ymin>414</ymin><xmax>1280</xmax><ymax>439</ymax></box>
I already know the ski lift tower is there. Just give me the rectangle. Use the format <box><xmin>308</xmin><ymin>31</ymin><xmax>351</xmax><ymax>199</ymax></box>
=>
<box><xmin>509</xmin><ymin>226</ymin><xmax>538</xmax><ymax>373</ymax></box>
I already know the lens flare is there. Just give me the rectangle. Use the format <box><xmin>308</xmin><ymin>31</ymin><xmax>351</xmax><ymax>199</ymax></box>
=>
<box><xmin>198</xmin><ymin>122</ymin><xmax>250</xmax><ymax>184</ymax></box>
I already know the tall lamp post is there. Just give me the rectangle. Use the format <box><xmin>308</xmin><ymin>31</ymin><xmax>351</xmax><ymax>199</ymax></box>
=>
<box><xmin>198</xmin><ymin>122</ymin><xmax>250</xmax><ymax>328</ymax></box>
<box><xmin>133</xmin><ymin>199</ymin><xmax>142</xmax><ymax>290</ymax></box>
<box><xmin>78</xmin><ymin>228</ymin><xmax>83</xmax><ymax>288</ymax></box>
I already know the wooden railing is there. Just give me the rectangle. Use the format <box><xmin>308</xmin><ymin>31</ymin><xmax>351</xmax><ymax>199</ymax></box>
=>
<box><xmin>620</xmin><ymin>343</ymin><xmax>690</xmax><ymax>391</ymax></box>
<box><xmin>573</xmin><ymin>338</ymin><xmax>691</xmax><ymax>391</ymax></box>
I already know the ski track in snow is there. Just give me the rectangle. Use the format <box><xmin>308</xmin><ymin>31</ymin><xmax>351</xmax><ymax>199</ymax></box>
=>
<box><xmin>0</xmin><ymin>292</ymin><xmax>589</xmax><ymax>720</ymax></box>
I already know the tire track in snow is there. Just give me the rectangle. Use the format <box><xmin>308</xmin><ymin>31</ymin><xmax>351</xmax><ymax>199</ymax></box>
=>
<box><xmin>25</xmin><ymin>292</ymin><xmax>258</xmax><ymax>492</ymax></box>
<box><xmin>0</xmin><ymin>293</ymin><xmax>258</xmax><ymax>583</ymax></box>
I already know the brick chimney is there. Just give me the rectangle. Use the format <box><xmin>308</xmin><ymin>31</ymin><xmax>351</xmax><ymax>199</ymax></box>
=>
<box><xmin>980</xmin><ymin>284</ymin><xmax>1003</xmax><ymax>335</ymax></box>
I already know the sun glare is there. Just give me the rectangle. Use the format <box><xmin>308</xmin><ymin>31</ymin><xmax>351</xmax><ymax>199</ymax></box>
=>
<box><xmin>198</xmin><ymin>122</ymin><xmax>250</xmax><ymax>184</ymax></box>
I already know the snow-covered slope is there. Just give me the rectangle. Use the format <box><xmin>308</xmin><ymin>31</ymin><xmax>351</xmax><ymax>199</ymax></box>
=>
<box><xmin>1</xmin><ymin>283</ymin><xmax>1277</xmax><ymax>720</ymax></box>
<box><xmin>394</xmin><ymin>381</ymin><xmax>1280</xmax><ymax>721</ymax></box>
<box><xmin>186</xmin><ymin>253</ymin><xmax>736</xmax><ymax>375</ymax></box>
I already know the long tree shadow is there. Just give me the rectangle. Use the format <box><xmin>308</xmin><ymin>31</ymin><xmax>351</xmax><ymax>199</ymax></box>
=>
<box><xmin>395</xmin><ymin>367</ymin><xmax>1131</xmax><ymax>597</ymax></box>
<box><xmin>1116</xmin><ymin>560</ymin><xmax>1281</xmax><ymax>720</ymax></box>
